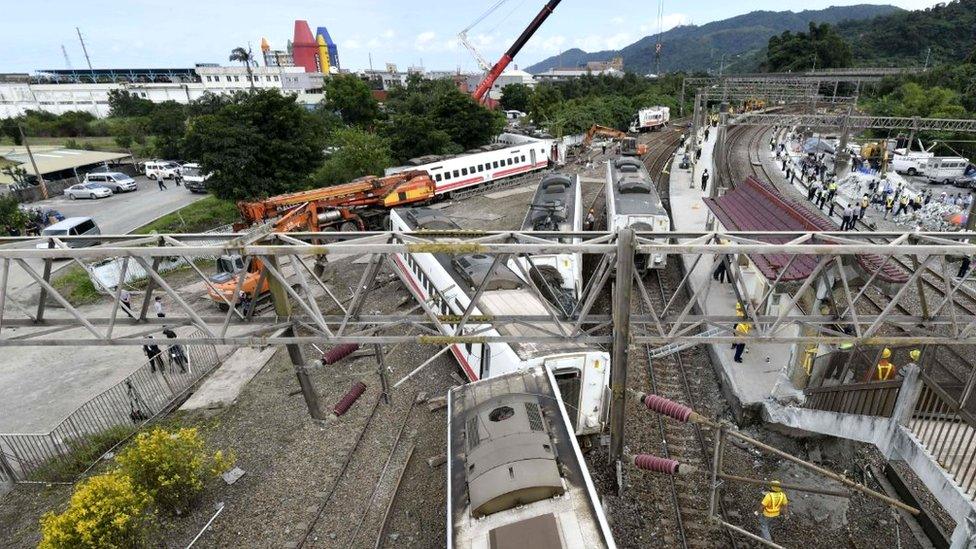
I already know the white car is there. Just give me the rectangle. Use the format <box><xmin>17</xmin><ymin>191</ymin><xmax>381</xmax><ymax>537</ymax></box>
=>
<box><xmin>144</xmin><ymin>160</ymin><xmax>182</xmax><ymax>180</ymax></box>
<box><xmin>64</xmin><ymin>183</ymin><xmax>113</xmax><ymax>200</ymax></box>
<box><xmin>84</xmin><ymin>172</ymin><xmax>137</xmax><ymax>192</ymax></box>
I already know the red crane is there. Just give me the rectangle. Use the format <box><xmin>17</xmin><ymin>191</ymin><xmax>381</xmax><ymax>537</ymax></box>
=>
<box><xmin>471</xmin><ymin>0</ymin><xmax>562</xmax><ymax>104</ymax></box>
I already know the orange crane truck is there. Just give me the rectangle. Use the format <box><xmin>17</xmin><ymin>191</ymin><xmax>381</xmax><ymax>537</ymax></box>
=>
<box><xmin>207</xmin><ymin>170</ymin><xmax>435</xmax><ymax>308</ymax></box>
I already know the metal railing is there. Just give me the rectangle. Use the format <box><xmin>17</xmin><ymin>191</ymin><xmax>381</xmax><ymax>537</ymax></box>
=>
<box><xmin>804</xmin><ymin>380</ymin><xmax>902</xmax><ymax>417</ymax></box>
<box><xmin>909</xmin><ymin>372</ymin><xmax>976</xmax><ymax>499</ymax></box>
<box><xmin>0</xmin><ymin>332</ymin><xmax>220</xmax><ymax>483</ymax></box>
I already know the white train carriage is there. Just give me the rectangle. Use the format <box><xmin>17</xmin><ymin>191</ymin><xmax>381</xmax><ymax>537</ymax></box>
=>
<box><xmin>448</xmin><ymin>367</ymin><xmax>615</xmax><ymax>549</ymax></box>
<box><xmin>517</xmin><ymin>173</ymin><xmax>583</xmax><ymax>312</ymax></box>
<box><xmin>385</xmin><ymin>139</ymin><xmax>553</xmax><ymax>197</ymax></box>
<box><xmin>629</xmin><ymin>106</ymin><xmax>670</xmax><ymax>133</ymax></box>
<box><xmin>605</xmin><ymin>156</ymin><xmax>671</xmax><ymax>271</ymax></box>
<box><xmin>391</xmin><ymin>208</ymin><xmax>611</xmax><ymax>435</ymax></box>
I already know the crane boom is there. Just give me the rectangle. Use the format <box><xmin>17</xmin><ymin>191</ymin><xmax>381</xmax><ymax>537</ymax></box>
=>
<box><xmin>458</xmin><ymin>31</ymin><xmax>492</xmax><ymax>72</ymax></box>
<box><xmin>471</xmin><ymin>0</ymin><xmax>562</xmax><ymax>103</ymax></box>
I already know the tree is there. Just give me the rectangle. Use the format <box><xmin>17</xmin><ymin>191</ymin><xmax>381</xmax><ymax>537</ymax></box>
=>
<box><xmin>107</xmin><ymin>89</ymin><xmax>154</xmax><ymax>118</ymax></box>
<box><xmin>765</xmin><ymin>22</ymin><xmax>852</xmax><ymax>73</ymax></box>
<box><xmin>229</xmin><ymin>46</ymin><xmax>256</xmax><ymax>91</ymax></box>
<box><xmin>323</xmin><ymin>74</ymin><xmax>380</xmax><ymax>127</ymax></box>
<box><xmin>528</xmin><ymin>83</ymin><xmax>563</xmax><ymax>126</ymax></box>
<box><xmin>379</xmin><ymin>113</ymin><xmax>458</xmax><ymax>164</ymax></box>
<box><xmin>500</xmin><ymin>83</ymin><xmax>532</xmax><ymax>112</ymax></box>
<box><xmin>148</xmin><ymin>101</ymin><xmax>186</xmax><ymax>159</ymax></box>
<box><xmin>0</xmin><ymin>119</ymin><xmax>21</xmax><ymax>145</ymax></box>
<box><xmin>315</xmin><ymin>127</ymin><xmax>393</xmax><ymax>186</ymax></box>
<box><xmin>0</xmin><ymin>194</ymin><xmax>29</xmax><ymax>235</ymax></box>
<box><xmin>182</xmin><ymin>90</ymin><xmax>329</xmax><ymax>200</ymax></box>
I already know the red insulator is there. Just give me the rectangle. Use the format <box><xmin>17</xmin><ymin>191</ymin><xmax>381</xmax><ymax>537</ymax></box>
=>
<box><xmin>634</xmin><ymin>454</ymin><xmax>680</xmax><ymax>474</ymax></box>
<box><xmin>333</xmin><ymin>381</ymin><xmax>367</xmax><ymax>416</ymax></box>
<box><xmin>642</xmin><ymin>393</ymin><xmax>692</xmax><ymax>423</ymax></box>
<box><xmin>322</xmin><ymin>343</ymin><xmax>360</xmax><ymax>365</ymax></box>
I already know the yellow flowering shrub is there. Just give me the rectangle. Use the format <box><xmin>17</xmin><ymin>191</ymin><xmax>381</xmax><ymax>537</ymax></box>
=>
<box><xmin>116</xmin><ymin>427</ymin><xmax>234</xmax><ymax>514</ymax></box>
<box><xmin>39</xmin><ymin>472</ymin><xmax>152</xmax><ymax>549</ymax></box>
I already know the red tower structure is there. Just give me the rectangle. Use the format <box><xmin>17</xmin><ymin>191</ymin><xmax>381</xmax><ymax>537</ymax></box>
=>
<box><xmin>292</xmin><ymin>20</ymin><xmax>318</xmax><ymax>73</ymax></box>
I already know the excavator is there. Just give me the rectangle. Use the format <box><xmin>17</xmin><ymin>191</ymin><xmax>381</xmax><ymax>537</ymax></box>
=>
<box><xmin>582</xmin><ymin>124</ymin><xmax>649</xmax><ymax>156</ymax></box>
<box><xmin>206</xmin><ymin>170</ymin><xmax>436</xmax><ymax>308</ymax></box>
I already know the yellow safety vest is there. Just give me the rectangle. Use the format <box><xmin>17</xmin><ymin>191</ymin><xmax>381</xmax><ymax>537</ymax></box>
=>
<box><xmin>886</xmin><ymin>197</ymin><xmax>894</xmax><ymax>208</ymax></box>
<box><xmin>876</xmin><ymin>360</ymin><xmax>894</xmax><ymax>381</ymax></box>
<box><xmin>735</xmin><ymin>322</ymin><xmax>751</xmax><ymax>336</ymax></box>
<box><xmin>762</xmin><ymin>492</ymin><xmax>788</xmax><ymax>517</ymax></box>
<box><xmin>829</xmin><ymin>182</ymin><xmax>837</xmax><ymax>191</ymax></box>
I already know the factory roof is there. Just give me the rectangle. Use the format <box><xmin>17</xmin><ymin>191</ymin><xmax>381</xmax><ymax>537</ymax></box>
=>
<box><xmin>704</xmin><ymin>176</ymin><xmax>908</xmax><ymax>284</ymax></box>
<box><xmin>0</xmin><ymin>147</ymin><xmax>131</xmax><ymax>181</ymax></box>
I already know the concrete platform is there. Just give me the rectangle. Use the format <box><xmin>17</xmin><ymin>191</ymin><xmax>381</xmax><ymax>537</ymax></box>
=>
<box><xmin>180</xmin><ymin>345</ymin><xmax>279</xmax><ymax>411</ymax></box>
<box><xmin>668</xmin><ymin>128</ymin><xmax>799</xmax><ymax>421</ymax></box>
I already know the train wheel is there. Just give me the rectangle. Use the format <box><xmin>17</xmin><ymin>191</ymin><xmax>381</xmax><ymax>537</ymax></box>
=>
<box><xmin>339</xmin><ymin>221</ymin><xmax>358</xmax><ymax>232</ymax></box>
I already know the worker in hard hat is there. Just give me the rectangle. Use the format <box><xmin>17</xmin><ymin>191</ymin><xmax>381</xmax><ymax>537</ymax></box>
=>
<box><xmin>758</xmin><ymin>480</ymin><xmax>789</xmax><ymax>541</ymax></box>
<box><xmin>733</xmin><ymin>320</ymin><xmax>750</xmax><ymax>363</ymax></box>
<box><xmin>875</xmin><ymin>348</ymin><xmax>895</xmax><ymax>381</ymax></box>
<box><xmin>909</xmin><ymin>348</ymin><xmax>921</xmax><ymax>364</ymax></box>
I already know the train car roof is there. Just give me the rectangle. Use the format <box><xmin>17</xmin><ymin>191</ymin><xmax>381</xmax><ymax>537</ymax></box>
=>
<box><xmin>521</xmin><ymin>174</ymin><xmax>578</xmax><ymax>232</ymax></box>
<box><xmin>394</xmin><ymin>208</ymin><xmax>588</xmax><ymax>360</ymax></box>
<box><xmin>607</xmin><ymin>157</ymin><xmax>668</xmax><ymax>217</ymax></box>
<box><xmin>448</xmin><ymin>367</ymin><xmax>613</xmax><ymax>549</ymax></box>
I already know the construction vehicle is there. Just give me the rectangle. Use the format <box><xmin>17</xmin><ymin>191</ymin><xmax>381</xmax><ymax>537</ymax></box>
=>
<box><xmin>583</xmin><ymin>125</ymin><xmax>649</xmax><ymax>156</ymax></box>
<box><xmin>236</xmin><ymin>170</ymin><xmax>436</xmax><ymax>232</ymax></box>
<box><xmin>471</xmin><ymin>0</ymin><xmax>562</xmax><ymax>104</ymax></box>
<box><xmin>743</xmin><ymin>98</ymin><xmax>766</xmax><ymax>112</ymax></box>
<box><xmin>207</xmin><ymin>170</ymin><xmax>436</xmax><ymax>308</ymax></box>
<box><xmin>860</xmin><ymin>141</ymin><xmax>891</xmax><ymax>173</ymax></box>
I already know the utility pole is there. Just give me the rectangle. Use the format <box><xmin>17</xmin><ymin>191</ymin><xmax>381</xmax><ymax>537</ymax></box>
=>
<box><xmin>923</xmin><ymin>47</ymin><xmax>931</xmax><ymax>70</ymax></box>
<box><xmin>76</xmin><ymin>27</ymin><xmax>93</xmax><ymax>72</ymax></box>
<box><xmin>18</xmin><ymin>126</ymin><xmax>48</xmax><ymax>200</ymax></box>
<box><xmin>609</xmin><ymin>228</ymin><xmax>635</xmax><ymax>467</ymax></box>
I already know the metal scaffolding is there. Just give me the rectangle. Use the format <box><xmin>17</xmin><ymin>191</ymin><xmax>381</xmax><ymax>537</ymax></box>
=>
<box><xmin>729</xmin><ymin>112</ymin><xmax>976</xmax><ymax>133</ymax></box>
<box><xmin>2</xmin><ymin>230</ymin><xmax>976</xmax><ymax>348</ymax></box>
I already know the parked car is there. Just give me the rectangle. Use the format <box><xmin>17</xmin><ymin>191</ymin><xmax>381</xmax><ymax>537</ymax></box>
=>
<box><xmin>952</xmin><ymin>173</ymin><xmax>976</xmax><ymax>189</ymax></box>
<box><xmin>181</xmin><ymin>163</ymin><xmax>212</xmax><ymax>193</ymax></box>
<box><xmin>144</xmin><ymin>160</ymin><xmax>182</xmax><ymax>180</ymax></box>
<box><xmin>64</xmin><ymin>183</ymin><xmax>112</xmax><ymax>200</ymax></box>
<box><xmin>36</xmin><ymin>217</ymin><xmax>101</xmax><ymax>249</ymax></box>
<box><xmin>84</xmin><ymin>172</ymin><xmax>137</xmax><ymax>192</ymax></box>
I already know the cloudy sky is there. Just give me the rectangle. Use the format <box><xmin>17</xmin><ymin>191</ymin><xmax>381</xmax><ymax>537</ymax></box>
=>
<box><xmin>0</xmin><ymin>0</ymin><xmax>943</xmax><ymax>73</ymax></box>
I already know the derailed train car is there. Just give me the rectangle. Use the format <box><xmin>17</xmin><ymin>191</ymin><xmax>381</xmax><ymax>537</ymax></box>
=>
<box><xmin>447</xmin><ymin>366</ymin><xmax>615</xmax><ymax>548</ymax></box>
<box><xmin>605</xmin><ymin>156</ymin><xmax>671</xmax><ymax>271</ymax></box>
<box><xmin>390</xmin><ymin>207</ymin><xmax>611</xmax><ymax>435</ymax></box>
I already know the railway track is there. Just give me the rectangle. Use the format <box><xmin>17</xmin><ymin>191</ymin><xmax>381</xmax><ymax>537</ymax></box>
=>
<box><xmin>295</xmin><ymin>392</ymin><xmax>418</xmax><ymax>548</ymax></box>
<box><xmin>609</xmin><ymin>126</ymin><xmax>739</xmax><ymax>548</ymax></box>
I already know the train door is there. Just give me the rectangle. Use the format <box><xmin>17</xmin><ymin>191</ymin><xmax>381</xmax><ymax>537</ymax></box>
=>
<box><xmin>545</xmin><ymin>355</ymin><xmax>585</xmax><ymax>430</ymax></box>
<box><xmin>530</xmin><ymin>148</ymin><xmax>537</xmax><ymax>168</ymax></box>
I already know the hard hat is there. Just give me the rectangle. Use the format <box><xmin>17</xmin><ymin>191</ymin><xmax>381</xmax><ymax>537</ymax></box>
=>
<box><xmin>769</xmin><ymin>480</ymin><xmax>782</xmax><ymax>492</ymax></box>
<box><xmin>882</xmin><ymin>348</ymin><xmax>892</xmax><ymax>359</ymax></box>
<box><xmin>910</xmin><ymin>349</ymin><xmax>921</xmax><ymax>361</ymax></box>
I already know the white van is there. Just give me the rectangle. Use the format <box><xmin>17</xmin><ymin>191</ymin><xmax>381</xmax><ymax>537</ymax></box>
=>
<box><xmin>180</xmin><ymin>163</ymin><xmax>212</xmax><ymax>193</ymax></box>
<box><xmin>891</xmin><ymin>152</ymin><xmax>933</xmax><ymax>176</ymax></box>
<box><xmin>144</xmin><ymin>160</ymin><xmax>182</xmax><ymax>180</ymax></box>
<box><xmin>922</xmin><ymin>157</ymin><xmax>970</xmax><ymax>184</ymax></box>
<box><xmin>84</xmin><ymin>172</ymin><xmax>137</xmax><ymax>192</ymax></box>
<box><xmin>37</xmin><ymin>217</ymin><xmax>101</xmax><ymax>248</ymax></box>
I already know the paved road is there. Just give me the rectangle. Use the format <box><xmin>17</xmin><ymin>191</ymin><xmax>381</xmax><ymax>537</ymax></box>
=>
<box><xmin>5</xmin><ymin>176</ymin><xmax>205</xmax><ymax>293</ymax></box>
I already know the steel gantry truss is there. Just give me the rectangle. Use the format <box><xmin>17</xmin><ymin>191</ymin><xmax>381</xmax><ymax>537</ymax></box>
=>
<box><xmin>729</xmin><ymin>112</ymin><xmax>976</xmax><ymax>132</ymax></box>
<box><xmin>2</xmin><ymin>230</ymin><xmax>976</xmax><ymax>348</ymax></box>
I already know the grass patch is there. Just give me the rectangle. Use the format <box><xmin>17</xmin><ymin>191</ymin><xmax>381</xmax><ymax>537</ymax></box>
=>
<box><xmin>28</xmin><ymin>425</ymin><xmax>135</xmax><ymax>482</ymax></box>
<box><xmin>134</xmin><ymin>196</ymin><xmax>239</xmax><ymax>234</ymax></box>
<box><xmin>51</xmin><ymin>266</ymin><xmax>102</xmax><ymax>306</ymax></box>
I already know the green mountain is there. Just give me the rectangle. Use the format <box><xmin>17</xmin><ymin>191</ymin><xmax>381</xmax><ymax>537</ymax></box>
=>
<box><xmin>839</xmin><ymin>0</ymin><xmax>976</xmax><ymax>66</ymax></box>
<box><xmin>525</xmin><ymin>5</ymin><xmax>902</xmax><ymax>74</ymax></box>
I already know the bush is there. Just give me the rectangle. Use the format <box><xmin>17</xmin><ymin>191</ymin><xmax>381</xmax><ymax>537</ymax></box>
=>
<box><xmin>39</xmin><ymin>472</ymin><xmax>153</xmax><ymax>549</ymax></box>
<box><xmin>116</xmin><ymin>427</ymin><xmax>233</xmax><ymax>514</ymax></box>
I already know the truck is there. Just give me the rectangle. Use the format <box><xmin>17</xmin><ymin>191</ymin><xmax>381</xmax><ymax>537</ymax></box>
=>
<box><xmin>891</xmin><ymin>152</ymin><xmax>934</xmax><ymax>176</ymax></box>
<box><xmin>180</xmin><ymin>163</ymin><xmax>212</xmax><ymax>193</ymax></box>
<box><xmin>629</xmin><ymin>106</ymin><xmax>670</xmax><ymax>133</ymax></box>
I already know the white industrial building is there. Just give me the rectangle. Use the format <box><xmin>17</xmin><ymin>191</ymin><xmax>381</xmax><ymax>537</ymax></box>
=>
<box><xmin>0</xmin><ymin>66</ymin><xmax>325</xmax><ymax>118</ymax></box>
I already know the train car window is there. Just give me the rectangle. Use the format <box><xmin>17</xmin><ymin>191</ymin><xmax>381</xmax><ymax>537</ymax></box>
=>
<box><xmin>461</xmin><ymin>168</ymin><xmax>468</xmax><ymax>176</ymax></box>
<box><xmin>469</xmin><ymin>166</ymin><xmax>475</xmax><ymax>174</ymax></box>
<box><xmin>521</xmin><ymin>155</ymin><xmax>526</xmax><ymax>162</ymax></box>
<box><xmin>493</xmin><ymin>161</ymin><xmax>498</xmax><ymax>168</ymax></box>
<box><xmin>435</xmin><ymin>174</ymin><xmax>442</xmax><ymax>182</ymax></box>
<box><xmin>453</xmin><ymin>170</ymin><xmax>459</xmax><ymax>178</ymax></box>
<box><xmin>466</xmin><ymin>342</ymin><xmax>472</xmax><ymax>354</ymax></box>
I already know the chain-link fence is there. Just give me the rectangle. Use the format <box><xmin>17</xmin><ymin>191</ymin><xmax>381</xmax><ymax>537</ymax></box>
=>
<box><xmin>0</xmin><ymin>332</ymin><xmax>220</xmax><ymax>484</ymax></box>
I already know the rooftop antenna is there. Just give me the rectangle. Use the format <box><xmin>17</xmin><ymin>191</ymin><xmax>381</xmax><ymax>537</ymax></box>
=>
<box><xmin>61</xmin><ymin>44</ymin><xmax>73</xmax><ymax>70</ymax></box>
<box><xmin>76</xmin><ymin>27</ymin><xmax>93</xmax><ymax>71</ymax></box>
<box><xmin>654</xmin><ymin>0</ymin><xmax>664</xmax><ymax>76</ymax></box>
